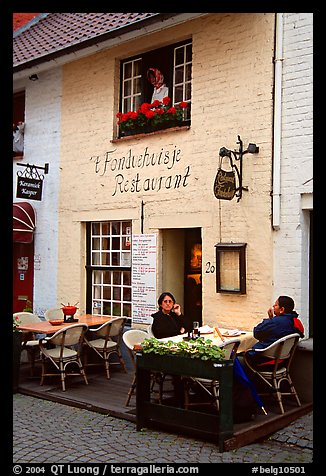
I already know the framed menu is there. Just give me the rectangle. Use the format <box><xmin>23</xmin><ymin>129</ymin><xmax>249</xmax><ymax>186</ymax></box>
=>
<box><xmin>132</xmin><ymin>234</ymin><xmax>157</xmax><ymax>324</ymax></box>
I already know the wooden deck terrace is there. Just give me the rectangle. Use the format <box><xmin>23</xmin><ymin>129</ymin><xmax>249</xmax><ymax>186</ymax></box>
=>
<box><xmin>16</xmin><ymin>355</ymin><xmax>312</xmax><ymax>452</ymax></box>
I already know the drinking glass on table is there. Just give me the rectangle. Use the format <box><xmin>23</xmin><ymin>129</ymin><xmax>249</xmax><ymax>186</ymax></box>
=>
<box><xmin>193</xmin><ymin>321</ymin><xmax>200</xmax><ymax>337</ymax></box>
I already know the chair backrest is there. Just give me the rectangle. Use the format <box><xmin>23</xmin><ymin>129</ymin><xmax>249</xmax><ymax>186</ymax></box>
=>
<box><xmin>123</xmin><ymin>329</ymin><xmax>149</xmax><ymax>351</ymax></box>
<box><xmin>94</xmin><ymin>317</ymin><xmax>126</xmax><ymax>339</ymax></box>
<box><xmin>146</xmin><ymin>324</ymin><xmax>155</xmax><ymax>337</ymax></box>
<box><xmin>49</xmin><ymin>323</ymin><xmax>88</xmax><ymax>347</ymax></box>
<box><xmin>255</xmin><ymin>333</ymin><xmax>300</xmax><ymax>361</ymax></box>
<box><xmin>13</xmin><ymin>312</ymin><xmax>42</xmax><ymax>324</ymax></box>
<box><xmin>44</xmin><ymin>308</ymin><xmax>64</xmax><ymax>320</ymax></box>
<box><xmin>221</xmin><ymin>338</ymin><xmax>240</xmax><ymax>360</ymax></box>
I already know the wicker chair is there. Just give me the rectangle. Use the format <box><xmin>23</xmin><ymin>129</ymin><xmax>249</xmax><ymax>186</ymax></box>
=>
<box><xmin>13</xmin><ymin>312</ymin><xmax>46</xmax><ymax>376</ymax></box>
<box><xmin>39</xmin><ymin>323</ymin><xmax>89</xmax><ymax>391</ymax></box>
<box><xmin>244</xmin><ymin>333</ymin><xmax>301</xmax><ymax>414</ymax></box>
<box><xmin>183</xmin><ymin>338</ymin><xmax>240</xmax><ymax>411</ymax></box>
<box><xmin>122</xmin><ymin>329</ymin><xmax>149</xmax><ymax>406</ymax></box>
<box><xmin>83</xmin><ymin>317</ymin><xmax>127</xmax><ymax>379</ymax></box>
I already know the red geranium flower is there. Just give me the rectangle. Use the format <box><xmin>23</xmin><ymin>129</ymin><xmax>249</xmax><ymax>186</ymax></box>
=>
<box><xmin>151</xmin><ymin>100</ymin><xmax>161</xmax><ymax>108</ymax></box>
<box><xmin>117</xmin><ymin>97</ymin><xmax>188</xmax><ymax>135</ymax></box>
<box><xmin>144</xmin><ymin>110</ymin><xmax>155</xmax><ymax>119</ymax></box>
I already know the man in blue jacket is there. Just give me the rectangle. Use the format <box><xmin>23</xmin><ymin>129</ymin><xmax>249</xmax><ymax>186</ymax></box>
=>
<box><xmin>245</xmin><ymin>295</ymin><xmax>304</xmax><ymax>369</ymax></box>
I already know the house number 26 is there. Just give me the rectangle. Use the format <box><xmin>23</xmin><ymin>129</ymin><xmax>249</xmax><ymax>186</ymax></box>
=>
<box><xmin>205</xmin><ymin>261</ymin><xmax>215</xmax><ymax>273</ymax></box>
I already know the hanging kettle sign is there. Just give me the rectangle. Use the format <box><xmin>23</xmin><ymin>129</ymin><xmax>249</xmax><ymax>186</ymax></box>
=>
<box><xmin>213</xmin><ymin>136</ymin><xmax>259</xmax><ymax>202</ymax></box>
<box><xmin>213</xmin><ymin>156</ymin><xmax>236</xmax><ymax>200</ymax></box>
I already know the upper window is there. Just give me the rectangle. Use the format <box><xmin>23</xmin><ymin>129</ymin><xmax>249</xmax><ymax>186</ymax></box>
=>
<box><xmin>117</xmin><ymin>40</ymin><xmax>192</xmax><ymax>137</ymax></box>
<box><xmin>13</xmin><ymin>91</ymin><xmax>25</xmax><ymax>158</ymax></box>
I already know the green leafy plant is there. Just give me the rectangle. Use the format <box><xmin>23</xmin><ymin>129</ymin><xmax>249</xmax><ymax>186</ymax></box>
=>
<box><xmin>141</xmin><ymin>337</ymin><xmax>226</xmax><ymax>362</ymax></box>
<box><xmin>116</xmin><ymin>97</ymin><xmax>188</xmax><ymax>135</ymax></box>
<box><xmin>23</xmin><ymin>299</ymin><xmax>33</xmax><ymax>312</ymax></box>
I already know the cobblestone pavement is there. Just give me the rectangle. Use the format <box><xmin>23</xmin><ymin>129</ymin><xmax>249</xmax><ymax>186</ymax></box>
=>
<box><xmin>13</xmin><ymin>394</ymin><xmax>313</xmax><ymax>465</ymax></box>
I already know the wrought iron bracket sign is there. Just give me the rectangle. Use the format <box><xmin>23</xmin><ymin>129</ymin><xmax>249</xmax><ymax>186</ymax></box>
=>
<box><xmin>214</xmin><ymin>135</ymin><xmax>259</xmax><ymax>202</ymax></box>
<box><xmin>16</xmin><ymin>163</ymin><xmax>49</xmax><ymax>201</ymax></box>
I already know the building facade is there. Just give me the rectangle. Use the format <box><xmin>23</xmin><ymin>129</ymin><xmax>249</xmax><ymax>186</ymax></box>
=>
<box><xmin>13</xmin><ymin>13</ymin><xmax>312</xmax><ymax>337</ymax></box>
<box><xmin>272</xmin><ymin>13</ymin><xmax>313</xmax><ymax>337</ymax></box>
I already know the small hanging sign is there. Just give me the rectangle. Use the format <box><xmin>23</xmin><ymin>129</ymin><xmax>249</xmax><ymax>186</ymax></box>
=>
<box><xmin>213</xmin><ymin>156</ymin><xmax>236</xmax><ymax>200</ymax></box>
<box><xmin>17</xmin><ymin>176</ymin><xmax>43</xmax><ymax>200</ymax></box>
<box><xmin>16</xmin><ymin>163</ymin><xmax>49</xmax><ymax>201</ymax></box>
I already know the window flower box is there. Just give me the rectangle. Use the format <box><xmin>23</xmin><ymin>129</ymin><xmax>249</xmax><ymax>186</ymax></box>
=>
<box><xmin>116</xmin><ymin>97</ymin><xmax>188</xmax><ymax>137</ymax></box>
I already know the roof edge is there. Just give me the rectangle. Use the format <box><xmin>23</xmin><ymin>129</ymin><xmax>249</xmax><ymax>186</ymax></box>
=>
<box><xmin>13</xmin><ymin>13</ymin><xmax>205</xmax><ymax>74</ymax></box>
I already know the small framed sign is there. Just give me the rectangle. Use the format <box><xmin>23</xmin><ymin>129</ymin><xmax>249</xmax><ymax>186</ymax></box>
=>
<box><xmin>16</xmin><ymin>176</ymin><xmax>43</xmax><ymax>201</ymax></box>
<box><xmin>215</xmin><ymin>242</ymin><xmax>247</xmax><ymax>294</ymax></box>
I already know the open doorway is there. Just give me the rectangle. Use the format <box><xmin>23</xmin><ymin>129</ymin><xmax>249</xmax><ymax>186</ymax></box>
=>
<box><xmin>161</xmin><ymin>228</ymin><xmax>202</xmax><ymax>331</ymax></box>
<box><xmin>184</xmin><ymin>228</ymin><xmax>202</xmax><ymax>329</ymax></box>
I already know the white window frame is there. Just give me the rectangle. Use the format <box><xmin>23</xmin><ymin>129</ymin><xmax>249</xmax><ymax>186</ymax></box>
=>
<box><xmin>87</xmin><ymin>221</ymin><xmax>132</xmax><ymax>318</ymax></box>
<box><xmin>173</xmin><ymin>41</ymin><xmax>192</xmax><ymax>117</ymax></box>
<box><xmin>120</xmin><ymin>40</ymin><xmax>192</xmax><ymax>122</ymax></box>
<box><xmin>122</xmin><ymin>58</ymin><xmax>142</xmax><ymax>114</ymax></box>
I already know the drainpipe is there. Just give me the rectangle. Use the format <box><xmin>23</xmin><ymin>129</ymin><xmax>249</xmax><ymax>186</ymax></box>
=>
<box><xmin>272</xmin><ymin>13</ymin><xmax>283</xmax><ymax>230</ymax></box>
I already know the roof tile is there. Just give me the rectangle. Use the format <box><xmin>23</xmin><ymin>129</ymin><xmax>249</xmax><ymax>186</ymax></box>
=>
<box><xmin>13</xmin><ymin>12</ymin><xmax>160</xmax><ymax>68</ymax></box>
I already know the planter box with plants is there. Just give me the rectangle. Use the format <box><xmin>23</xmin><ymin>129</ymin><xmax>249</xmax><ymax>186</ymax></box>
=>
<box><xmin>136</xmin><ymin>337</ymin><xmax>234</xmax><ymax>451</ymax></box>
<box><xmin>116</xmin><ymin>97</ymin><xmax>188</xmax><ymax>137</ymax></box>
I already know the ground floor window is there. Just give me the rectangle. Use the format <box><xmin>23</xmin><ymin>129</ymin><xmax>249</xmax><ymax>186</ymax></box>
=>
<box><xmin>86</xmin><ymin>221</ymin><xmax>132</xmax><ymax>319</ymax></box>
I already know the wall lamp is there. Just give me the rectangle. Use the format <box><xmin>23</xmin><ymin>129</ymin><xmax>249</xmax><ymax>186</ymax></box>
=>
<box><xmin>219</xmin><ymin>135</ymin><xmax>259</xmax><ymax>202</ymax></box>
<box><xmin>29</xmin><ymin>74</ymin><xmax>39</xmax><ymax>81</ymax></box>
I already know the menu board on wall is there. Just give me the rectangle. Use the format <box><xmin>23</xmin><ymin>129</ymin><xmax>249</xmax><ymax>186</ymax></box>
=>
<box><xmin>132</xmin><ymin>234</ymin><xmax>157</xmax><ymax>324</ymax></box>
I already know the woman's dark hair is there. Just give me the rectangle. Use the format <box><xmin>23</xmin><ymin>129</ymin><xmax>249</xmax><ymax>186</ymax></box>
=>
<box><xmin>278</xmin><ymin>295</ymin><xmax>295</xmax><ymax>313</ymax></box>
<box><xmin>158</xmin><ymin>292</ymin><xmax>175</xmax><ymax>309</ymax></box>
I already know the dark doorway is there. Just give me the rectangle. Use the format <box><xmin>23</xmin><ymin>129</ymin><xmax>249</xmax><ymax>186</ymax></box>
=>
<box><xmin>13</xmin><ymin>242</ymin><xmax>34</xmax><ymax>313</ymax></box>
<box><xmin>184</xmin><ymin>228</ymin><xmax>202</xmax><ymax>331</ymax></box>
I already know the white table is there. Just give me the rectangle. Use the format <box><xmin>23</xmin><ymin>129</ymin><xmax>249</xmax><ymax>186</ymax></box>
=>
<box><xmin>159</xmin><ymin>328</ymin><xmax>257</xmax><ymax>353</ymax></box>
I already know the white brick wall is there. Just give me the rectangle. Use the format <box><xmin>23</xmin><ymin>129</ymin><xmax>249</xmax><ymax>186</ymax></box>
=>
<box><xmin>13</xmin><ymin>68</ymin><xmax>62</xmax><ymax>316</ymax></box>
<box><xmin>14</xmin><ymin>14</ymin><xmax>312</xmax><ymax>333</ymax></box>
<box><xmin>272</xmin><ymin>13</ymin><xmax>313</xmax><ymax>333</ymax></box>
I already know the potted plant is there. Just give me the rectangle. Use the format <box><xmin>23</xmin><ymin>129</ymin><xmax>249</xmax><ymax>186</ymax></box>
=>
<box><xmin>138</xmin><ymin>337</ymin><xmax>229</xmax><ymax>377</ymax></box>
<box><xmin>141</xmin><ymin>336</ymin><xmax>226</xmax><ymax>360</ymax></box>
<box><xmin>116</xmin><ymin>97</ymin><xmax>188</xmax><ymax>136</ymax></box>
<box><xmin>23</xmin><ymin>299</ymin><xmax>33</xmax><ymax>312</ymax></box>
<box><xmin>13</xmin><ymin>314</ymin><xmax>22</xmax><ymax>393</ymax></box>
<box><xmin>136</xmin><ymin>337</ymin><xmax>234</xmax><ymax>449</ymax></box>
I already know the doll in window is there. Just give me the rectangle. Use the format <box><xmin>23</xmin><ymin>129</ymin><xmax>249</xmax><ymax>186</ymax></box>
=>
<box><xmin>147</xmin><ymin>68</ymin><xmax>169</xmax><ymax>103</ymax></box>
<box><xmin>13</xmin><ymin>121</ymin><xmax>25</xmax><ymax>153</ymax></box>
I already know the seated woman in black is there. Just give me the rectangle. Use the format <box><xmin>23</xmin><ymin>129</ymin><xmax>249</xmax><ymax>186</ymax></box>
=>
<box><xmin>151</xmin><ymin>292</ymin><xmax>186</xmax><ymax>339</ymax></box>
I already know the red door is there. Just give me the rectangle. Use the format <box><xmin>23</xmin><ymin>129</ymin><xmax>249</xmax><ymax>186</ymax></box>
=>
<box><xmin>13</xmin><ymin>242</ymin><xmax>34</xmax><ymax>313</ymax></box>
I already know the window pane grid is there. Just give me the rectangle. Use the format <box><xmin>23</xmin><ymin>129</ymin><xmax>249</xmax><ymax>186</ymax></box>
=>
<box><xmin>90</xmin><ymin>221</ymin><xmax>132</xmax><ymax>318</ymax></box>
<box><xmin>173</xmin><ymin>42</ymin><xmax>192</xmax><ymax>119</ymax></box>
<box><xmin>90</xmin><ymin>221</ymin><xmax>131</xmax><ymax>267</ymax></box>
<box><xmin>91</xmin><ymin>269</ymin><xmax>132</xmax><ymax>317</ymax></box>
<box><xmin>122</xmin><ymin>58</ymin><xmax>142</xmax><ymax>113</ymax></box>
